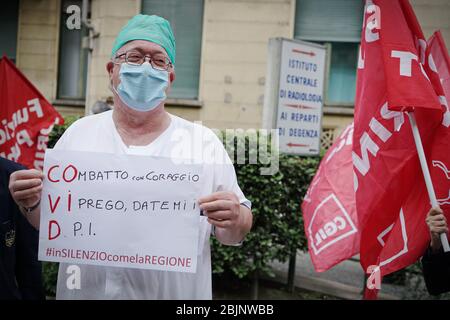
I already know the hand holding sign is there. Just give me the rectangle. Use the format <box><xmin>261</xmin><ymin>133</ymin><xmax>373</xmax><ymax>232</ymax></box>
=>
<box><xmin>199</xmin><ymin>191</ymin><xmax>241</xmax><ymax>229</ymax></box>
<box><xmin>9</xmin><ymin>169</ymin><xmax>43</xmax><ymax>208</ymax></box>
<box><xmin>199</xmin><ymin>191</ymin><xmax>252</xmax><ymax>246</ymax></box>
<box><xmin>9</xmin><ymin>169</ymin><xmax>43</xmax><ymax>229</ymax></box>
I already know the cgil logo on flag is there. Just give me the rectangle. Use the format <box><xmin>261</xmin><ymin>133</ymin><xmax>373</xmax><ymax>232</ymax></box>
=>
<box><xmin>308</xmin><ymin>193</ymin><xmax>357</xmax><ymax>255</ymax></box>
<box><xmin>302</xmin><ymin>124</ymin><xmax>359</xmax><ymax>273</ymax></box>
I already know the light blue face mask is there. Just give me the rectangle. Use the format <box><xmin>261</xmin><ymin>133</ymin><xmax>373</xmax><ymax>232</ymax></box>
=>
<box><xmin>112</xmin><ymin>62</ymin><xmax>169</xmax><ymax>112</ymax></box>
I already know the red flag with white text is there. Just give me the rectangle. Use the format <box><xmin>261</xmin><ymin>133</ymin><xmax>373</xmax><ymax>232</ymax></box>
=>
<box><xmin>425</xmin><ymin>31</ymin><xmax>450</xmax><ymax>235</ymax></box>
<box><xmin>0</xmin><ymin>56</ymin><xmax>64</xmax><ymax>170</ymax></box>
<box><xmin>302</xmin><ymin>123</ymin><xmax>359</xmax><ymax>272</ymax></box>
<box><xmin>354</xmin><ymin>0</ymin><xmax>448</xmax><ymax>286</ymax></box>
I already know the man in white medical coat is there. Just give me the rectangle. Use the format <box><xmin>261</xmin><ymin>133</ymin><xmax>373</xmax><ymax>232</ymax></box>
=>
<box><xmin>9</xmin><ymin>14</ymin><xmax>253</xmax><ymax>299</ymax></box>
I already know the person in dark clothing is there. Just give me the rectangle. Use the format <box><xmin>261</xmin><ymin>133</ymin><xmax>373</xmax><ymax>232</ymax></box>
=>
<box><xmin>421</xmin><ymin>206</ymin><xmax>450</xmax><ymax>295</ymax></box>
<box><xmin>0</xmin><ymin>157</ymin><xmax>45</xmax><ymax>300</ymax></box>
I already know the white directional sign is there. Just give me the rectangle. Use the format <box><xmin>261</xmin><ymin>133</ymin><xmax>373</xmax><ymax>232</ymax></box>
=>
<box><xmin>263</xmin><ymin>38</ymin><xmax>327</xmax><ymax>155</ymax></box>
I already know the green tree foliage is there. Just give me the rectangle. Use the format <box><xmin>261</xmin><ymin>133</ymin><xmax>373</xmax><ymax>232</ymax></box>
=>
<box><xmin>210</xmin><ymin>131</ymin><xmax>319</xmax><ymax>278</ymax></box>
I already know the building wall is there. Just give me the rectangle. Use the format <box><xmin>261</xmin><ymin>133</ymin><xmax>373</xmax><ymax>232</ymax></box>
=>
<box><xmin>87</xmin><ymin>0</ymin><xmax>139</xmax><ymax>115</ymax></box>
<box><xmin>16</xmin><ymin>0</ymin><xmax>60</xmax><ymax>102</ymax></box>
<box><xmin>197</xmin><ymin>0</ymin><xmax>295</xmax><ymax>130</ymax></box>
<box><xmin>412</xmin><ymin>0</ymin><xmax>450</xmax><ymax>45</ymax></box>
<box><xmin>12</xmin><ymin>0</ymin><xmax>450</xmax><ymax>142</ymax></box>
<box><xmin>86</xmin><ymin>0</ymin><xmax>297</xmax><ymax>127</ymax></box>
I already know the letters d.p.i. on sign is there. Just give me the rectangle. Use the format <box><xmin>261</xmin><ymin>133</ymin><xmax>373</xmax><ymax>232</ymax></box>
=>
<box><xmin>263</xmin><ymin>38</ymin><xmax>326</xmax><ymax>156</ymax></box>
<box><xmin>38</xmin><ymin>149</ymin><xmax>202</xmax><ymax>273</ymax></box>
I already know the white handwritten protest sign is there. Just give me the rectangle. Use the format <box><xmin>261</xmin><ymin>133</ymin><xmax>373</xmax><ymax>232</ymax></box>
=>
<box><xmin>38</xmin><ymin>149</ymin><xmax>203</xmax><ymax>273</ymax></box>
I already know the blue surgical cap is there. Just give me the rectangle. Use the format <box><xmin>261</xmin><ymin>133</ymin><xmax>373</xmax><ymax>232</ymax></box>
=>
<box><xmin>111</xmin><ymin>14</ymin><xmax>176</xmax><ymax>66</ymax></box>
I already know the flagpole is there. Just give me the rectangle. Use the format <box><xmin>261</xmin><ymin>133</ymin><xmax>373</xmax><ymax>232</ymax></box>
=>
<box><xmin>408</xmin><ymin>112</ymin><xmax>450</xmax><ymax>252</ymax></box>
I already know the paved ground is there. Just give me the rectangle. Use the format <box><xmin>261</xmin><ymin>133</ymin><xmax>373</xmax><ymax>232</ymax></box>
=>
<box><xmin>268</xmin><ymin>251</ymin><xmax>411</xmax><ymax>300</ymax></box>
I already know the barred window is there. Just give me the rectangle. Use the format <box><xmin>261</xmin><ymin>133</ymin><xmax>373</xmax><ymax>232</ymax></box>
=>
<box><xmin>320</xmin><ymin>128</ymin><xmax>335</xmax><ymax>151</ymax></box>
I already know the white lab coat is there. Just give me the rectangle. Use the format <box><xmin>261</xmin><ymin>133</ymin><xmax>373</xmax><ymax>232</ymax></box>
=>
<box><xmin>53</xmin><ymin>110</ymin><xmax>250</xmax><ymax>299</ymax></box>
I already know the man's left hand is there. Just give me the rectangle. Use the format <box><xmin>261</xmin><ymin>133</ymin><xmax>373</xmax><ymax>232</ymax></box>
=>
<box><xmin>198</xmin><ymin>191</ymin><xmax>241</xmax><ymax>230</ymax></box>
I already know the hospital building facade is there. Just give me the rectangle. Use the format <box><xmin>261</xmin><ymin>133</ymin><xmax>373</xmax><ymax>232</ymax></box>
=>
<box><xmin>2</xmin><ymin>0</ymin><xmax>449</xmax><ymax>150</ymax></box>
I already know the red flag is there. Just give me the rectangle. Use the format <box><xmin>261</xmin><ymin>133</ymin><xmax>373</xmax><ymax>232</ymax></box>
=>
<box><xmin>302</xmin><ymin>124</ymin><xmax>359</xmax><ymax>272</ymax></box>
<box><xmin>0</xmin><ymin>56</ymin><xmax>64</xmax><ymax>170</ymax></box>
<box><xmin>426</xmin><ymin>31</ymin><xmax>450</xmax><ymax>235</ymax></box>
<box><xmin>378</xmin><ymin>0</ymin><xmax>441</xmax><ymax>112</ymax></box>
<box><xmin>427</xmin><ymin>31</ymin><xmax>450</xmax><ymax>127</ymax></box>
<box><xmin>354</xmin><ymin>0</ymin><xmax>449</xmax><ymax>288</ymax></box>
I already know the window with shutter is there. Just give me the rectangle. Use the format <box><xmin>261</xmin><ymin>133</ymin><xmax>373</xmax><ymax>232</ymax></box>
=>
<box><xmin>142</xmin><ymin>0</ymin><xmax>204</xmax><ymax>100</ymax></box>
<box><xmin>0</xmin><ymin>0</ymin><xmax>19</xmax><ymax>62</ymax></box>
<box><xmin>57</xmin><ymin>0</ymin><xmax>89</xmax><ymax>100</ymax></box>
<box><xmin>295</xmin><ymin>0</ymin><xmax>364</xmax><ymax>105</ymax></box>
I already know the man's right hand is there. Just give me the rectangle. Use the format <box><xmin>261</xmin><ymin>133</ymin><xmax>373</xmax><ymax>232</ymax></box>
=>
<box><xmin>9</xmin><ymin>169</ymin><xmax>43</xmax><ymax>211</ymax></box>
<box><xmin>425</xmin><ymin>207</ymin><xmax>448</xmax><ymax>253</ymax></box>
